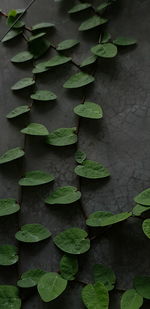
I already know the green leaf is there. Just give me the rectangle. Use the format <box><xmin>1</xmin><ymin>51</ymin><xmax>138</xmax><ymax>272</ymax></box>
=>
<box><xmin>132</xmin><ymin>204</ymin><xmax>150</xmax><ymax>216</ymax></box>
<box><xmin>113</xmin><ymin>37</ymin><xmax>137</xmax><ymax>46</ymax></box>
<box><xmin>75</xmin><ymin>150</ymin><xmax>87</xmax><ymax>164</ymax></box>
<box><xmin>74</xmin><ymin>102</ymin><xmax>103</xmax><ymax>119</ymax></box>
<box><xmin>46</xmin><ymin>55</ymin><xmax>72</xmax><ymax>67</ymax></box>
<box><xmin>45</xmin><ymin>186</ymin><xmax>81</xmax><ymax>205</ymax></box>
<box><xmin>133</xmin><ymin>276</ymin><xmax>150</xmax><ymax>300</ymax></box>
<box><xmin>134</xmin><ymin>188</ymin><xmax>150</xmax><ymax>206</ymax></box>
<box><xmin>74</xmin><ymin>160</ymin><xmax>110</xmax><ymax>179</ymax></box>
<box><xmin>19</xmin><ymin>170</ymin><xmax>55</xmax><ymax>186</ymax></box>
<box><xmin>29</xmin><ymin>38</ymin><xmax>51</xmax><ymax>59</ymax></box>
<box><xmin>57</xmin><ymin>39</ymin><xmax>79</xmax><ymax>51</ymax></box>
<box><xmin>47</xmin><ymin>127</ymin><xmax>77</xmax><ymax>146</ymax></box>
<box><xmin>17</xmin><ymin>269</ymin><xmax>46</xmax><ymax>288</ymax></box>
<box><xmin>21</xmin><ymin>123</ymin><xmax>49</xmax><ymax>136</ymax></box>
<box><xmin>86</xmin><ymin>211</ymin><xmax>131</xmax><ymax>227</ymax></box>
<box><xmin>101</xmin><ymin>32</ymin><xmax>111</xmax><ymax>43</ymax></box>
<box><xmin>96</xmin><ymin>2</ymin><xmax>111</xmax><ymax>12</ymax></box>
<box><xmin>15</xmin><ymin>223</ymin><xmax>51</xmax><ymax>243</ymax></box>
<box><xmin>11</xmin><ymin>77</ymin><xmax>35</xmax><ymax>90</ymax></box>
<box><xmin>30</xmin><ymin>90</ymin><xmax>57</xmax><ymax>101</ymax></box>
<box><xmin>11</xmin><ymin>51</ymin><xmax>33</xmax><ymax>63</ymax></box>
<box><xmin>0</xmin><ymin>285</ymin><xmax>21</xmax><ymax>309</ymax></box>
<box><xmin>32</xmin><ymin>22</ymin><xmax>54</xmax><ymax>31</ymax></box>
<box><xmin>93</xmin><ymin>264</ymin><xmax>116</xmax><ymax>291</ymax></box>
<box><xmin>60</xmin><ymin>255</ymin><xmax>78</xmax><ymax>280</ymax></box>
<box><xmin>37</xmin><ymin>272</ymin><xmax>67</xmax><ymax>302</ymax></box>
<box><xmin>68</xmin><ymin>3</ymin><xmax>92</xmax><ymax>14</ymax></box>
<box><xmin>91</xmin><ymin>43</ymin><xmax>118</xmax><ymax>58</ymax></box>
<box><xmin>28</xmin><ymin>32</ymin><xmax>46</xmax><ymax>42</ymax></box>
<box><xmin>0</xmin><ymin>147</ymin><xmax>24</xmax><ymax>164</ymax></box>
<box><xmin>32</xmin><ymin>61</ymin><xmax>49</xmax><ymax>74</ymax></box>
<box><xmin>0</xmin><ymin>245</ymin><xmax>18</xmax><ymax>266</ymax></box>
<box><xmin>142</xmin><ymin>219</ymin><xmax>150</xmax><ymax>239</ymax></box>
<box><xmin>0</xmin><ymin>199</ymin><xmax>20</xmax><ymax>216</ymax></box>
<box><xmin>2</xmin><ymin>30</ymin><xmax>23</xmax><ymax>43</ymax></box>
<box><xmin>79</xmin><ymin>16</ymin><xmax>108</xmax><ymax>31</ymax></box>
<box><xmin>80</xmin><ymin>55</ymin><xmax>97</xmax><ymax>67</ymax></box>
<box><xmin>63</xmin><ymin>72</ymin><xmax>95</xmax><ymax>89</ymax></box>
<box><xmin>54</xmin><ymin>228</ymin><xmax>90</xmax><ymax>254</ymax></box>
<box><xmin>121</xmin><ymin>289</ymin><xmax>143</xmax><ymax>309</ymax></box>
<box><xmin>81</xmin><ymin>282</ymin><xmax>109</xmax><ymax>309</ymax></box>
<box><xmin>6</xmin><ymin>105</ymin><xmax>30</xmax><ymax>119</ymax></box>
<box><xmin>7</xmin><ymin>10</ymin><xmax>25</xmax><ymax>29</ymax></box>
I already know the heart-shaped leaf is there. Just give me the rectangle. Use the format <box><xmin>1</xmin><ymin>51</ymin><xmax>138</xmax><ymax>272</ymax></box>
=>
<box><xmin>142</xmin><ymin>219</ymin><xmax>150</xmax><ymax>239</ymax></box>
<box><xmin>74</xmin><ymin>160</ymin><xmax>110</xmax><ymax>179</ymax></box>
<box><xmin>0</xmin><ymin>245</ymin><xmax>18</xmax><ymax>266</ymax></box>
<box><xmin>32</xmin><ymin>22</ymin><xmax>54</xmax><ymax>31</ymax></box>
<box><xmin>38</xmin><ymin>272</ymin><xmax>67</xmax><ymax>302</ymax></box>
<box><xmin>29</xmin><ymin>38</ymin><xmax>51</xmax><ymax>59</ymax></box>
<box><xmin>47</xmin><ymin>127</ymin><xmax>77</xmax><ymax>146</ymax></box>
<box><xmin>46</xmin><ymin>55</ymin><xmax>72</xmax><ymax>67</ymax></box>
<box><xmin>21</xmin><ymin>123</ymin><xmax>49</xmax><ymax>136</ymax></box>
<box><xmin>134</xmin><ymin>188</ymin><xmax>150</xmax><ymax>206</ymax></box>
<box><xmin>68</xmin><ymin>3</ymin><xmax>92</xmax><ymax>14</ymax></box>
<box><xmin>121</xmin><ymin>289</ymin><xmax>143</xmax><ymax>309</ymax></box>
<box><xmin>0</xmin><ymin>147</ymin><xmax>24</xmax><ymax>164</ymax></box>
<box><xmin>132</xmin><ymin>204</ymin><xmax>150</xmax><ymax>216</ymax></box>
<box><xmin>0</xmin><ymin>199</ymin><xmax>20</xmax><ymax>216</ymax></box>
<box><xmin>0</xmin><ymin>285</ymin><xmax>21</xmax><ymax>309</ymax></box>
<box><xmin>30</xmin><ymin>90</ymin><xmax>57</xmax><ymax>101</ymax></box>
<box><xmin>113</xmin><ymin>37</ymin><xmax>137</xmax><ymax>46</ymax></box>
<box><xmin>57</xmin><ymin>39</ymin><xmax>79</xmax><ymax>51</ymax></box>
<box><xmin>80</xmin><ymin>55</ymin><xmax>97</xmax><ymax>67</ymax></box>
<box><xmin>63</xmin><ymin>72</ymin><xmax>95</xmax><ymax>88</ymax></box>
<box><xmin>74</xmin><ymin>102</ymin><xmax>103</xmax><ymax>119</ymax></box>
<box><xmin>93</xmin><ymin>264</ymin><xmax>116</xmax><ymax>291</ymax></box>
<box><xmin>53</xmin><ymin>228</ymin><xmax>90</xmax><ymax>255</ymax></box>
<box><xmin>133</xmin><ymin>276</ymin><xmax>150</xmax><ymax>300</ymax></box>
<box><xmin>11</xmin><ymin>51</ymin><xmax>33</xmax><ymax>63</ymax></box>
<box><xmin>19</xmin><ymin>170</ymin><xmax>55</xmax><ymax>186</ymax></box>
<box><xmin>17</xmin><ymin>269</ymin><xmax>46</xmax><ymax>288</ymax></box>
<box><xmin>75</xmin><ymin>150</ymin><xmax>87</xmax><ymax>164</ymax></box>
<box><xmin>91</xmin><ymin>43</ymin><xmax>118</xmax><ymax>58</ymax></box>
<box><xmin>2</xmin><ymin>30</ymin><xmax>22</xmax><ymax>43</ymax></box>
<box><xmin>60</xmin><ymin>255</ymin><xmax>78</xmax><ymax>280</ymax></box>
<box><xmin>82</xmin><ymin>282</ymin><xmax>109</xmax><ymax>309</ymax></box>
<box><xmin>86</xmin><ymin>211</ymin><xmax>131</xmax><ymax>227</ymax></box>
<box><xmin>6</xmin><ymin>105</ymin><xmax>30</xmax><ymax>119</ymax></box>
<box><xmin>45</xmin><ymin>186</ymin><xmax>81</xmax><ymax>205</ymax></box>
<box><xmin>15</xmin><ymin>223</ymin><xmax>51</xmax><ymax>243</ymax></box>
<box><xmin>11</xmin><ymin>77</ymin><xmax>35</xmax><ymax>90</ymax></box>
<box><xmin>79</xmin><ymin>16</ymin><xmax>108</xmax><ymax>31</ymax></box>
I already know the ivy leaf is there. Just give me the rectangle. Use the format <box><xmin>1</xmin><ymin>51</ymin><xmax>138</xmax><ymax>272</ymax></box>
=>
<box><xmin>11</xmin><ymin>77</ymin><xmax>35</xmax><ymax>90</ymax></box>
<box><xmin>93</xmin><ymin>264</ymin><xmax>116</xmax><ymax>291</ymax></box>
<box><xmin>21</xmin><ymin>123</ymin><xmax>49</xmax><ymax>136</ymax></box>
<box><xmin>68</xmin><ymin>3</ymin><xmax>92</xmax><ymax>14</ymax></box>
<box><xmin>91</xmin><ymin>43</ymin><xmax>118</xmax><ymax>58</ymax></box>
<box><xmin>0</xmin><ymin>245</ymin><xmax>18</xmax><ymax>266</ymax></box>
<box><xmin>113</xmin><ymin>37</ymin><xmax>137</xmax><ymax>46</ymax></box>
<box><xmin>142</xmin><ymin>219</ymin><xmax>150</xmax><ymax>239</ymax></box>
<box><xmin>53</xmin><ymin>228</ymin><xmax>90</xmax><ymax>255</ymax></box>
<box><xmin>30</xmin><ymin>90</ymin><xmax>57</xmax><ymax>101</ymax></box>
<box><xmin>29</xmin><ymin>38</ymin><xmax>51</xmax><ymax>59</ymax></box>
<box><xmin>2</xmin><ymin>29</ymin><xmax>22</xmax><ymax>43</ymax></box>
<box><xmin>134</xmin><ymin>188</ymin><xmax>150</xmax><ymax>206</ymax></box>
<box><xmin>96</xmin><ymin>2</ymin><xmax>111</xmax><ymax>12</ymax></box>
<box><xmin>0</xmin><ymin>285</ymin><xmax>21</xmax><ymax>309</ymax></box>
<box><xmin>6</xmin><ymin>105</ymin><xmax>30</xmax><ymax>119</ymax></box>
<box><xmin>79</xmin><ymin>16</ymin><xmax>108</xmax><ymax>31</ymax></box>
<box><xmin>32</xmin><ymin>61</ymin><xmax>49</xmax><ymax>74</ymax></box>
<box><xmin>0</xmin><ymin>147</ymin><xmax>24</xmax><ymax>164</ymax></box>
<box><xmin>45</xmin><ymin>186</ymin><xmax>81</xmax><ymax>205</ymax></box>
<box><xmin>132</xmin><ymin>204</ymin><xmax>150</xmax><ymax>216</ymax></box>
<box><xmin>74</xmin><ymin>160</ymin><xmax>110</xmax><ymax>179</ymax></box>
<box><xmin>75</xmin><ymin>150</ymin><xmax>87</xmax><ymax>164</ymax></box>
<box><xmin>17</xmin><ymin>269</ymin><xmax>46</xmax><ymax>288</ymax></box>
<box><xmin>46</xmin><ymin>55</ymin><xmax>72</xmax><ymax>67</ymax></box>
<box><xmin>32</xmin><ymin>22</ymin><xmax>54</xmax><ymax>31</ymax></box>
<box><xmin>28</xmin><ymin>32</ymin><xmax>46</xmax><ymax>42</ymax></box>
<box><xmin>121</xmin><ymin>289</ymin><xmax>143</xmax><ymax>309</ymax></box>
<box><xmin>133</xmin><ymin>276</ymin><xmax>150</xmax><ymax>300</ymax></box>
<box><xmin>57</xmin><ymin>39</ymin><xmax>79</xmax><ymax>51</ymax></box>
<box><xmin>80</xmin><ymin>55</ymin><xmax>97</xmax><ymax>68</ymax></box>
<box><xmin>63</xmin><ymin>72</ymin><xmax>95</xmax><ymax>89</ymax></box>
<box><xmin>86</xmin><ymin>211</ymin><xmax>131</xmax><ymax>227</ymax></box>
<box><xmin>38</xmin><ymin>272</ymin><xmax>67</xmax><ymax>302</ymax></box>
<box><xmin>74</xmin><ymin>102</ymin><xmax>103</xmax><ymax>119</ymax></box>
<box><xmin>19</xmin><ymin>170</ymin><xmax>55</xmax><ymax>186</ymax></box>
<box><xmin>15</xmin><ymin>223</ymin><xmax>51</xmax><ymax>243</ymax></box>
<box><xmin>11</xmin><ymin>51</ymin><xmax>33</xmax><ymax>63</ymax></box>
<box><xmin>81</xmin><ymin>282</ymin><xmax>109</xmax><ymax>309</ymax></box>
<box><xmin>101</xmin><ymin>32</ymin><xmax>111</xmax><ymax>43</ymax></box>
<box><xmin>46</xmin><ymin>127</ymin><xmax>77</xmax><ymax>146</ymax></box>
<box><xmin>0</xmin><ymin>199</ymin><xmax>20</xmax><ymax>216</ymax></box>
<box><xmin>60</xmin><ymin>255</ymin><xmax>78</xmax><ymax>280</ymax></box>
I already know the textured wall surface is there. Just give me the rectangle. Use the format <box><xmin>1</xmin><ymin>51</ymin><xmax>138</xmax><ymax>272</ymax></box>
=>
<box><xmin>0</xmin><ymin>0</ymin><xmax>150</xmax><ymax>308</ymax></box>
